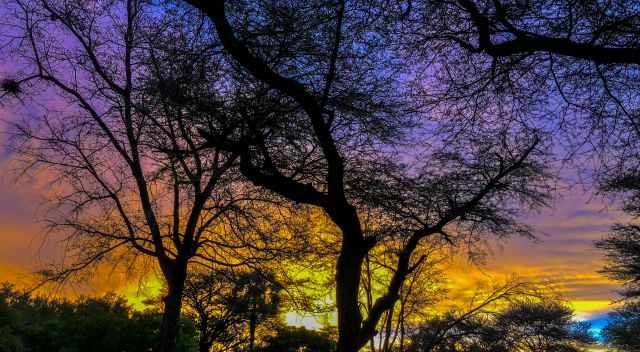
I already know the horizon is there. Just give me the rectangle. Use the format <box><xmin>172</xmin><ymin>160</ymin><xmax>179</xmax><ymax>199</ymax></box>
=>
<box><xmin>1</xmin><ymin>1</ymin><xmax>638</xmax><ymax>351</ymax></box>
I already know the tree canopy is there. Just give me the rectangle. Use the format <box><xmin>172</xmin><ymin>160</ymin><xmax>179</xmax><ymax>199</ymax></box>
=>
<box><xmin>1</xmin><ymin>0</ymin><xmax>639</xmax><ymax>351</ymax></box>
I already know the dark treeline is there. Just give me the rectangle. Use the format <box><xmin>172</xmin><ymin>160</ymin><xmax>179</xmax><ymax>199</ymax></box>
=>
<box><xmin>410</xmin><ymin>301</ymin><xmax>595</xmax><ymax>352</ymax></box>
<box><xmin>0</xmin><ymin>284</ymin><xmax>198</xmax><ymax>352</ymax></box>
<box><xmin>1</xmin><ymin>0</ymin><xmax>640</xmax><ymax>351</ymax></box>
<box><xmin>0</xmin><ymin>281</ymin><xmax>595</xmax><ymax>352</ymax></box>
<box><xmin>0</xmin><ymin>282</ymin><xmax>337</xmax><ymax>352</ymax></box>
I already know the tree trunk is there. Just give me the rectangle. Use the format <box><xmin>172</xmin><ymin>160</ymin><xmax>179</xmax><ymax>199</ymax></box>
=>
<box><xmin>382</xmin><ymin>306</ymin><xmax>394</xmax><ymax>352</ymax></box>
<box><xmin>365</xmin><ymin>255</ymin><xmax>376</xmax><ymax>352</ymax></box>
<box><xmin>198</xmin><ymin>319</ymin><xmax>212</xmax><ymax>352</ymax></box>
<box><xmin>335</xmin><ymin>238</ymin><xmax>367</xmax><ymax>352</ymax></box>
<box><xmin>199</xmin><ymin>340</ymin><xmax>212</xmax><ymax>352</ymax></box>
<box><xmin>399</xmin><ymin>300</ymin><xmax>406</xmax><ymax>352</ymax></box>
<box><xmin>249</xmin><ymin>307</ymin><xmax>257</xmax><ymax>352</ymax></box>
<box><xmin>159</xmin><ymin>264</ymin><xmax>187</xmax><ymax>352</ymax></box>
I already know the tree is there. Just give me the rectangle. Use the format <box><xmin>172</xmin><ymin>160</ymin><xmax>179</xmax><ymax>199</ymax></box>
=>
<box><xmin>183</xmin><ymin>270</ymin><xmax>245</xmax><ymax>352</ymax></box>
<box><xmin>0</xmin><ymin>283</ymin><xmax>199</xmax><ymax>352</ymax></box>
<box><xmin>407</xmin><ymin>0</ymin><xmax>640</xmax><ymax>114</ymax></box>
<box><xmin>0</xmin><ymin>1</ymin><xmax>285</xmax><ymax>351</ymax></box>
<box><xmin>426</xmin><ymin>0</ymin><xmax>640</xmax><ymax>65</ymax></box>
<box><xmin>176</xmin><ymin>2</ymin><xmax>551</xmax><ymax>352</ymax></box>
<box><xmin>256</xmin><ymin>326</ymin><xmax>336</xmax><ymax>352</ymax></box>
<box><xmin>596</xmin><ymin>224</ymin><xmax>640</xmax><ymax>300</ymax></box>
<box><xmin>407</xmin><ymin>279</ymin><xmax>537</xmax><ymax>352</ymax></box>
<box><xmin>403</xmin><ymin>0</ymin><xmax>640</xmax><ymax>188</ymax></box>
<box><xmin>602</xmin><ymin>302</ymin><xmax>640</xmax><ymax>352</ymax></box>
<box><xmin>238</xmin><ymin>270</ymin><xmax>282</xmax><ymax>352</ymax></box>
<box><xmin>362</xmin><ymin>239</ymin><xmax>448</xmax><ymax>352</ymax></box>
<box><xmin>403</xmin><ymin>0</ymin><xmax>640</xmax><ymax>261</ymax></box>
<box><xmin>494</xmin><ymin>301</ymin><xmax>594</xmax><ymax>352</ymax></box>
<box><xmin>596</xmin><ymin>223</ymin><xmax>640</xmax><ymax>352</ymax></box>
<box><xmin>409</xmin><ymin>298</ymin><xmax>595</xmax><ymax>352</ymax></box>
<box><xmin>182</xmin><ymin>268</ymin><xmax>282</xmax><ymax>352</ymax></box>
<box><xmin>400</xmin><ymin>4</ymin><xmax>640</xmax><ymax>349</ymax></box>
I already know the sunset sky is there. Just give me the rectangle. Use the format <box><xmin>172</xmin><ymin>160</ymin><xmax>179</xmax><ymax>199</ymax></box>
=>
<box><xmin>0</xmin><ymin>10</ymin><xmax>626</xmax><ymax>341</ymax></box>
<box><xmin>0</xmin><ymin>96</ymin><xmax>624</xmax><ymax>334</ymax></box>
<box><xmin>2</xmin><ymin>2</ymin><xmax>640</xmax><ymax>352</ymax></box>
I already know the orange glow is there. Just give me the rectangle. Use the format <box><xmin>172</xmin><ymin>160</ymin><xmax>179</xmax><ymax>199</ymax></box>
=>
<box><xmin>0</xmin><ymin>154</ymin><xmax>626</xmax><ymax>328</ymax></box>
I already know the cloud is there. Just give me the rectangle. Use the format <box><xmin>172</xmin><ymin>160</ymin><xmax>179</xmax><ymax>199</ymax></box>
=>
<box><xmin>0</xmin><ymin>91</ymin><xmax>629</xmax><ymax>325</ymax></box>
<box><xmin>440</xmin><ymin>189</ymin><xmax>625</xmax><ymax>320</ymax></box>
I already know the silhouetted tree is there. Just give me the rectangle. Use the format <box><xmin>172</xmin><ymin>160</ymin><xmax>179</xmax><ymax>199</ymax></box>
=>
<box><xmin>401</xmin><ymin>0</ymin><xmax>640</xmax><ymax>295</ymax></box>
<box><xmin>362</xmin><ymin>240</ymin><xmax>448</xmax><ymax>352</ymax></box>
<box><xmin>0</xmin><ymin>1</ymin><xmax>292</xmax><ymax>351</ymax></box>
<box><xmin>0</xmin><ymin>283</ymin><xmax>199</xmax><ymax>352</ymax></box>
<box><xmin>407</xmin><ymin>280</ymin><xmax>537</xmax><ymax>351</ymax></box>
<box><xmin>494</xmin><ymin>301</ymin><xmax>594</xmax><ymax>351</ymax></box>
<box><xmin>403</xmin><ymin>0</ymin><xmax>640</xmax><ymax>201</ymax></box>
<box><xmin>256</xmin><ymin>326</ymin><xmax>336</xmax><ymax>352</ymax></box>
<box><xmin>240</xmin><ymin>271</ymin><xmax>282</xmax><ymax>352</ymax></box>
<box><xmin>183</xmin><ymin>269</ymin><xmax>281</xmax><ymax>352</ymax></box>
<box><xmin>595</xmin><ymin>161</ymin><xmax>640</xmax><ymax>330</ymax></box>
<box><xmin>596</xmin><ymin>223</ymin><xmax>640</xmax><ymax>300</ymax></box>
<box><xmin>425</xmin><ymin>0</ymin><xmax>640</xmax><ymax>65</ymax></box>
<box><xmin>406</xmin><ymin>0</ymin><xmax>640</xmax><ymax>137</ymax></box>
<box><xmin>401</xmin><ymin>4</ymin><xmax>640</xmax><ymax>350</ymax></box>
<box><xmin>410</xmin><ymin>299</ymin><xmax>594</xmax><ymax>352</ymax></box>
<box><xmin>177</xmin><ymin>2</ymin><xmax>551</xmax><ymax>351</ymax></box>
<box><xmin>183</xmin><ymin>271</ymin><xmax>246</xmax><ymax>352</ymax></box>
<box><xmin>602</xmin><ymin>302</ymin><xmax>640</xmax><ymax>352</ymax></box>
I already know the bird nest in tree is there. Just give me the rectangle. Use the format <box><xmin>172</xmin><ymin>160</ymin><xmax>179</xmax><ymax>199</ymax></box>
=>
<box><xmin>1</xmin><ymin>79</ymin><xmax>22</xmax><ymax>96</ymax></box>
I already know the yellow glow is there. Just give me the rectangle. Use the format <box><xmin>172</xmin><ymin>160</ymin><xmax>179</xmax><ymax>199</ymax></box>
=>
<box><xmin>122</xmin><ymin>276</ymin><xmax>164</xmax><ymax>310</ymax></box>
<box><xmin>570</xmin><ymin>300</ymin><xmax>618</xmax><ymax>320</ymax></box>
<box><xmin>284</xmin><ymin>311</ymin><xmax>336</xmax><ymax>330</ymax></box>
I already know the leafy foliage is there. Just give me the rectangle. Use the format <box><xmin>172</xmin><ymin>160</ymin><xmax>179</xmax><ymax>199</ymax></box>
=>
<box><xmin>602</xmin><ymin>302</ymin><xmax>640</xmax><ymax>352</ymax></box>
<box><xmin>0</xmin><ymin>284</ymin><xmax>198</xmax><ymax>352</ymax></box>
<box><xmin>409</xmin><ymin>300</ymin><xmax>594</xmax><ymax>352</ymax></box>
<box><xmin>183</xmin><ymin>269</ymin><xmax>282</xmax><ymax>352</ymax></box>
<box><xmin>256</xmin><ymin>326</ymin><xmax>336</xmax><ymax>352</ymax></box>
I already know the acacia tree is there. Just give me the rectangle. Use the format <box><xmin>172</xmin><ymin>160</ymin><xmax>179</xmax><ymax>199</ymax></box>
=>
<box><xmin>182</xmin><ymin>269</ymin><xmax>281</xmax><ymax>352</ymax></box>
<box><xmin>410</xmin><ymin>298</ymin><xmax>595</xmax><ymax>352</ymax></box>
<box><xmin>403</xmin><ymin>2</ymin><xmax>640</xmax><ymax>200</ymax></box>
<box><xmin>421</xmin><ymin>0</ymin><xmax>640</xmax><ymax>65</ymax></box>
<box><xmin>409</xmin><ymin>280</ymin><xmax>537</xmax><ymax>352</ymax></box>
<box><xmin>175</xmin><ymin>2</ymin><xmax>551</xmax><ymax>352</ymax></box>
<box><xmin>0</xmin><ymin>1</ymin><xmax>290</xmax><ymax>351</ymax></box>
<box><xmin>183</xmin><ymin>271</ymin><xmax>247</xmax><ymax>352</ymax></box>
<box><xmin>602</xmin><ymin>302</ymin><xmax>640</xmax><ymax>351</ymax></box>
<box><xmin>401</xmin><ymin>0</ymin><xmax>640</xmax><ymax>340</ymax></box>
<box><xmin>362</xmin><ymin>239</ymin><xmax>448</xmax><ymax>352</ymax></box>
<box><xmin>399</xmin><ymin>0</ymin><xmax>640</xmax><ymax>180</ymax></box>
<box><xmin>0</xmin><ymin>284</ymin><xmax>200</xmax><ymax>352</ymax></box>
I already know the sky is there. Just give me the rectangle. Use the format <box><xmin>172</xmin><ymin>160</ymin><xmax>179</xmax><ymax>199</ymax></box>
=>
<box><xmin>280</xmin><ymin>187</ymin><xmax>624</xmax><ymax>335</ymax></box>
<box><xmin>449</xmin><ymin>190</ymin><xmax>623</xmax><ymax>332</ymax></box>
<box><xmin>0</xmin><ymin>2</ymin><xmax>626</xmax><ymax>341</ymax></box>
<box><xmin>0</xmin><ymin>65</ymin><xmax>625</xmax><ymax>334</ymax></box>
<box><xmin>0</xmin><ymin>103</ymin><xmax>624</xmax><ymax>332</ymax></box>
